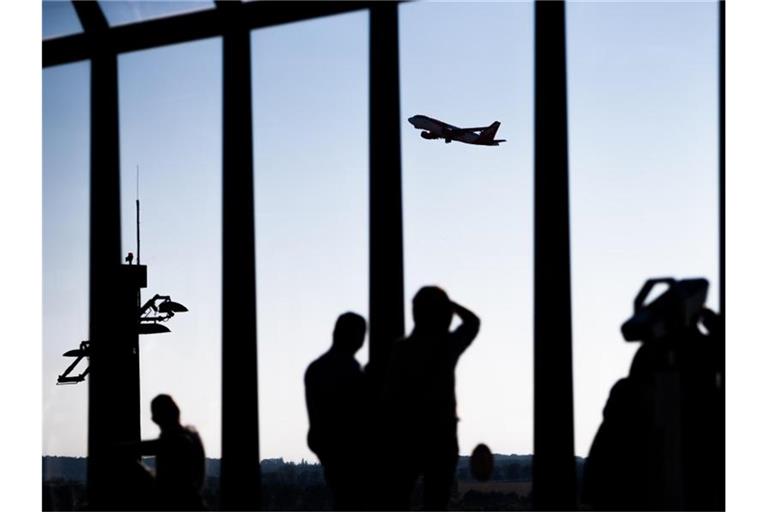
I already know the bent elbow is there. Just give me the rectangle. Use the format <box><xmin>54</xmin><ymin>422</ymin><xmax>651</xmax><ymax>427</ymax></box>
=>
<box><xmin>470</xmin><ymin>316</ymin><xmax>481</xmax><ymax>335</ymax></box>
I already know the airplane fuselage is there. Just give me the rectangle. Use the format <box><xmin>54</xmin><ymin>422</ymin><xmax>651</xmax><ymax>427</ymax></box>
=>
<box><xmin>407</xmin><ymin>115</ymin><xmax>505</xmax><ymax>146</ymax></box>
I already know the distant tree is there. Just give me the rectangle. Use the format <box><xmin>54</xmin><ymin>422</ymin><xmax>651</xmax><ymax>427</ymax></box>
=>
<box><xmin>520</xmin><ymin>462</ymin><xmax>532</xmax><ymax>481</ymax></box>
<box><xmin>504</xmin><ymin>462</ymin><xmax>521</xmax><ymax>481</ymax></box>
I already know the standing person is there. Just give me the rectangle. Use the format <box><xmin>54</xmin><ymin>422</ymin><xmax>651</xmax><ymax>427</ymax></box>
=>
<box><xmin>384</xmin><ymin>286</ymin><xmax>480</xmax><ymax>510</ymax></box>
<box><xmin>582</xmin><ymin>307</ymin><xmax>724</xmax><ymax>510</ymax></box>
<box><xmin>304</xmin><ymin>312</ymin><xmax>370</xmax><ymax>510</ymax></box>
<box><xmin>140</xmin><ymin>394</ymin><xmax>206</xmax><ymax>510</ymax></box>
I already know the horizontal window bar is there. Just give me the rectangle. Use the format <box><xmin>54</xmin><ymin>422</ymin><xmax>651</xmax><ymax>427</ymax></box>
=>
<box><xmin>44</xmin><ymin>1</ymin><xmax>390</xmax><ymax>68</ymax></box>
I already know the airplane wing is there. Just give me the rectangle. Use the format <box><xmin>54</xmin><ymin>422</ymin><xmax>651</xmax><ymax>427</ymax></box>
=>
<box><xmin>446</xmin><ymin>126</ymin><xmax>492</xmax><ymax>135</ymax></box>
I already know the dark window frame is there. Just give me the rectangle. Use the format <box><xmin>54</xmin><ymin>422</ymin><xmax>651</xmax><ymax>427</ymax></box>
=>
<box><xmin>43</xmin><ymin>1</ymin><xmax>723</xmax><ymax>509</ymax></box>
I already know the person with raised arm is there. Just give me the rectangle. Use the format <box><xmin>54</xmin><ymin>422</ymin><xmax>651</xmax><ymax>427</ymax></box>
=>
<box><xmin>383</xmin><ymin>286</ymin><xmax>480</xmax><ymax>510</ymax></box>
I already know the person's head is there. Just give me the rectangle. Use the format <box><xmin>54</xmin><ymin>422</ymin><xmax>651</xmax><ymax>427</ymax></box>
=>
<box><xmin>332</xmin><ymin>312</ymin><xmax>367</xmax><ymax>354</ymax></box>
<box><xmin>412</xmin><ymin>286</ymin><xmax>453</xmax><ymax>334</ymax></box>
<box><xmin>151</xmin><ymin>394</ymin><xmax>181</xmax><ymax>430</ymax></box>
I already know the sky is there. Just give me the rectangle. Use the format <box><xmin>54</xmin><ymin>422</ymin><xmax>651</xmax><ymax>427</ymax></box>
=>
<box><xmin>42</xmin><ymin>0</ymin><xmax>719</xmax><ymax>463</ymax></box>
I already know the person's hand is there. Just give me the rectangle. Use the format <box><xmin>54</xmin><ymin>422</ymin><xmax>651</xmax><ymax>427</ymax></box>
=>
<box><xmin>700</xmin><ymin>308</ymin><xmax>722</xmax><ymax>340</ymax></box>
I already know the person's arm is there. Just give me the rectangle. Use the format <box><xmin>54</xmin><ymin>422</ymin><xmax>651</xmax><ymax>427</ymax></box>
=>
<box><xmin>137</xmin><ymin>439</ymin><xmax>161</xmax><ymax>456</ymax></box>
<box><xmin>112</xmin><ymin>438</ymin><xmax>160</xmax><ymax>457</ymax></box>
<box><xmin>450</xmin><ymin>301</ymin><xmax>480</xmax><ymax>355</ymax></box>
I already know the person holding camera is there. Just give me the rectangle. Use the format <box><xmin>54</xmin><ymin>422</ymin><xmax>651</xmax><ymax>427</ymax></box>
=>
<box><xmin>582</xmin><ymin>278</ymin><xmax>724</xmax><ymax>511</ymax></box>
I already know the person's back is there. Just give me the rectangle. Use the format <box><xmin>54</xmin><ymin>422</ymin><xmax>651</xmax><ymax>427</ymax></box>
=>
<box><xmin>305</xmin><ymin>346</ymin><xmax>366</xmax><ymax>459</ymax></box>
<box><xmin>582</xmin><ymin>313</ymin><xmax>724</xmax><ymax>510</ymax></box>
<box><xmin>582</xmin><ymin>363</ymin><xmax>656</xmax><ymax>510</ymax></box>
<box><xmin>149</xmin><ymin>394</ymin><xmax>206</xmax><ymax>510</ymax></box>
<box><xmin>155</xmin><ymin>424</ymin><xmax>206</xmax><ymax>506</ymax></box>
<box><xmin>388</xmin><ymin>332</ymin><xmax>464</xmax><ymax>435</ymax></box>
<box><xmin>384</xmin><ymin>287</ymin><xmax>480</xmax><ymax>510</ymax></box>
<box><xmin>304</xmin><ymin>312</ymin><xmax>369</xmax><ymax>510</ymax></box>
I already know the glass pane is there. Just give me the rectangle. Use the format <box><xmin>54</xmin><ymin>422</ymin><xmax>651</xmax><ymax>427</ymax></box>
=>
<box><xmin>118</xmin><ymin>38</ymin><xmax>222</xmax><ymax>503</ymax></box>
<box><xmin>567</xmin><ymin>0</ymin><xmax>719</xmax><ymax>461</ymax></box>
<box><xmin>43</xmin><ymin>0</ymin><xmax>83</xmax><ymax>39</ymax></box>
<box><xmin>43</xmin><ymin>60</ymin><xmax>90</xmax><ymax>479</ymax></box>
<box><xmin>251</xmin><ymin>9</ymin><xmax>368</xmax><ymax>484</ymax></box>
<box><xmin>400</xmin><ymin>0</ymin><xmax>534</xmax><ymax>503</ymax></box>
<box><xmin>100</xmin><ymin>0</ymin><xmax>214</xmax><ymax>27</ymax></box>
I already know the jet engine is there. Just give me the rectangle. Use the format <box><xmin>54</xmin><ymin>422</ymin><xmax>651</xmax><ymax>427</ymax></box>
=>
<box><xmin>421</xmin><ymin>131</ymin><xmax>439</xmax><ymax>140</ymax></box>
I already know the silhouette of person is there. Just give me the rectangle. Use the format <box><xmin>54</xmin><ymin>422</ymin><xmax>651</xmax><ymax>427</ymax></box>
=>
<box><xmin>98</xmin><ymin>451</ymin><xmax>155</xmax><ymax>511</ymax></box>
<box><xmin>139</xmin><ymin>394</ymin><xmax>207</xmax><ymax>510</ymax></box>
<box><xmin>581</xmin><ymin>342</ymin><xmax>662</xmax><ymax>510</ymax></box>
<box><xmin>304</xmin><ymin>312</ymin><xmax>370</xmax><ymax>510</ymax></box>
<box><xmin>383</xmin><ymin>286</ymin><xmax>480</xmax><ymax>510</ymax></box>
<box><xmin>582</xmin><ymin>308</ymin><xmax>724</xmax><ymax>511</ymax></box>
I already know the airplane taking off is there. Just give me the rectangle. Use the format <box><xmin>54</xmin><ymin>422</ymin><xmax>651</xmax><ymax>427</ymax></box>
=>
<box><xmin>408</xmin><ymin>115</ymin><xmax>506</xmax><ymax>146</ymax></box>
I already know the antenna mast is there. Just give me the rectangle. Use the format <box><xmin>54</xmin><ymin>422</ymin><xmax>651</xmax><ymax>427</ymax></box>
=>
<box><xmin>136</xmin><ymin>165</ymin><xmax>141</xmax><ymax>265</ymax></box>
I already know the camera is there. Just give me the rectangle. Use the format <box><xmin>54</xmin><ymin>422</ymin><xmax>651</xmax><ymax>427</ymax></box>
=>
<box><xmin>621</xmin><ymin>278</ymin><xmax>709</xmax><ymax>343</ymax></box>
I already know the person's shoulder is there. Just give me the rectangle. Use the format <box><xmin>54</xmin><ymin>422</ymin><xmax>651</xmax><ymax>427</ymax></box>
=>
<box><xmin>391</xmin><ymin>335</ymin><xmax>412</xmax><ymax>352</ymax></box>
<box><xmin>182</xmin><ymin>425</ymin><xmax>203</xmax><ymax>444</ymax></box>
<box><xmin>603</xmin><ymin>377</ymin><xmax>642</xmax><ymax>420</ymax></box>
<box><xmin>607</xmin><ymin>378</ymin><xmax>631</xmax><ymax>400</ymax></box>
<box><xmin>390</xmin><ymin>336</ymin><xmax>422</xmax><ymax>368</ymax></box>
<box><xmin>344</xmin><ymin>356</ymin><xmax>362</xmax><ymax>372</ymax></box>
<box><xmin>183</xmin><ymin>425</ymin><xmax>199</xmax><ymax>435</ymax></box>
<box><xmin>305</xmin><ymin>352</ymin><xmax>329</xmax><ymax>380</ymax></box>
<box><xmin>161</xmin><ymin>426</ymin><xmax>192</xmax><ymax>445</ymax></box>
<box><xmin>386</xmin><ymin>337</ymin><xmax>407</xmax><ymax>362</ymax></box>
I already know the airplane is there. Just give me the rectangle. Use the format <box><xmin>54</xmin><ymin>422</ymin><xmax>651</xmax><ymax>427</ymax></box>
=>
<box><xmin>408</xmin><ymin>115</ymin><xmax>506</xmax><ymax>146</ymax></box>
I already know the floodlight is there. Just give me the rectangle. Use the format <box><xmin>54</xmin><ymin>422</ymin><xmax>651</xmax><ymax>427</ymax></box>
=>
<box><xmin>57</xmin><ymin>341</ymin><xmax>90</xmax><ymax>385</ymax></box>
<box><xmin>63</xmin><ymin>348</ymin><xmax>89</xmax><ymax>357</ymax></box>
<box><xmin>158</xmin><ymin>300</ymin><xmax>188</xmax><ymax>313</ymax></box>
<box><xmin>138</xmin><ymin>323</ymin><xmax>171</xmax><ymax>335</ymax></box>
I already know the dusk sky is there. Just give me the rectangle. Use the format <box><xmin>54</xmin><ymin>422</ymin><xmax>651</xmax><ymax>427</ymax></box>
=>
<box><xmin>43</xmin><ymin>0</ymin><xmax>719</xmax><ymax>463</ymax></box>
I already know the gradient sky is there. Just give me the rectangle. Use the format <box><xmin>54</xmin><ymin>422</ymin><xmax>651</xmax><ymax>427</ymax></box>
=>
<box><xmin>43</xmin><ymin>0</ymin><xmax>719</xmax><ymax>463</ymax></box>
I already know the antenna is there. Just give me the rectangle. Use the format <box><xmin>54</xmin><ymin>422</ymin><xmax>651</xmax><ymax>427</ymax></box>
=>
<box><xmin>136</xmin><ymin>164</ymin><xmax>141</xmax><ymax>265</ymax></box>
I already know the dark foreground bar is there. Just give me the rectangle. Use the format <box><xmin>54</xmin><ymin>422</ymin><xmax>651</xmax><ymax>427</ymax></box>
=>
<box><xmin>532</xmin><ymin>1</ymin><xmax>577</xmax><ymax>509</ymax></box>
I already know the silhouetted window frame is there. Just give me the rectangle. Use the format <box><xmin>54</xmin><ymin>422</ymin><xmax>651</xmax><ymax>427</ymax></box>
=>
<box><xmin>43</xmin><ymin>1</ymin><xmax>723</xmax><ymax>509</ymax></box>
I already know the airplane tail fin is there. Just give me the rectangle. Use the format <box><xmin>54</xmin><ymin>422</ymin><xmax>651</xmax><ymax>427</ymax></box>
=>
<box><xmin>476</xmin><ymin>121</ymin><xmax>501</xmax><ymax>144</ymax></box>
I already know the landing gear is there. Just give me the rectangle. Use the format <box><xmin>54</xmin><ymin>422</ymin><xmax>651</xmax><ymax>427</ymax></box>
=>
<box><xmin>445</xmin><ymin>138</ymin><xmax>452</xmax><ymax>144</ymax></box>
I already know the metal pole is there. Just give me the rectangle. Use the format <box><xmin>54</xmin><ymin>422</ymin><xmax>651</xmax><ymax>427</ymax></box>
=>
<box><xmin>368</xmin><ymin>2</ymin><xmax>405</xmax><ymax>379</ymax></box>
<box><xmin>136</xmin><ymin>198</ymin><xmax>140</xmax><ymax>264</ymax></box>
<box><xmin>532</xmin><ymin>1</ymin><xmax>577</xmax><ymax>509</ymax></box>
<box><xmin>218</xmin><ymin>2</ymin><xmax>262</xmax><ymax>509</ymax></box>
<box><xmin>71</xmin><ymin>2</ymin><xmax>126</xmax><ymax>506</ymax></box>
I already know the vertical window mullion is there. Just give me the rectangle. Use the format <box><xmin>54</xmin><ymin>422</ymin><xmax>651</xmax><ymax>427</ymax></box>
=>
<box><xmin>716</xmin><ymin>1</ymin><xmax>725</xmax><ymax>508</ymax></box>
<box><xmin>532</xmin><ymin>1</ymin><xmax>577</xmax><ymax>509</ymax></box>
<box><xmin>220</xmin><ymin>9</ymin><xmax>262</xmax><ymax>511</ymax></box>
<box><xmin>86</xmin><ymin>48</ymin><xmax>125</xmax><ymax>509</ymax></box>
<box><xmin>72</xmin><ymin>1</ymin><xmax>125</xmax><ymax>506</ymax></box>
<box><xmin>368</xmin><ymin>3</ymin><xmax>405</xmax><ymax>379</ymax></box>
